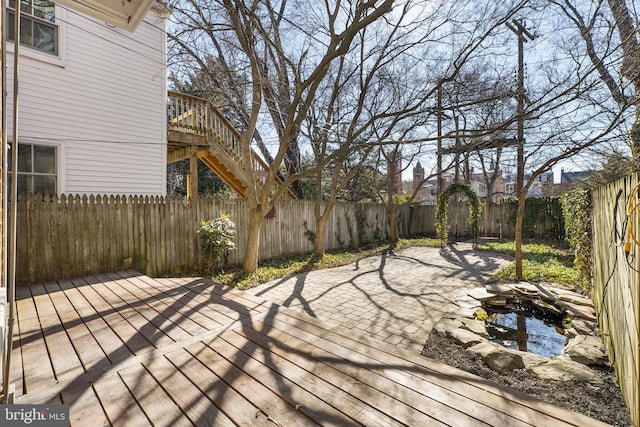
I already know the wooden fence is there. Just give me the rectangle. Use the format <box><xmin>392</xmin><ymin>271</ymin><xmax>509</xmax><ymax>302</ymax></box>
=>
<box><xmin>591</xmin><ymin>174</ymin><xmax>640</xmax><ymax>426</ymax></box>
<box><xmin>406</xmin><ymin>199</ymin><xmax>563</xmax><ymax>240</ymax></box>
<box><xmin>15</xmin><ymin>194</ymin><xmax>564</xmax><ymax>285</ymax></box>
<box><xmin>15</xmin><ymin>194</ymin><xmax>390</xmax><ymax>284</ymax></box>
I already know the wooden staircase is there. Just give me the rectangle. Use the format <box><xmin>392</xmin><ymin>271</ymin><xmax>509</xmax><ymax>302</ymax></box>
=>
<box><xmin>167</xmin><ymin>91</ymin><xmax>292</xmax><ymax>198</ymax></box>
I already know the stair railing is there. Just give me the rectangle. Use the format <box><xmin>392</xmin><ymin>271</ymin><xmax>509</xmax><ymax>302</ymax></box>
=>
<box><xmin>167</xmin><ymin>91</ymin><xmax>292</xmax><ymax>197</ymax></box>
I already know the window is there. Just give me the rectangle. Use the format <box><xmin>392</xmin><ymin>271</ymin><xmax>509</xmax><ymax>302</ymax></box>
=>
<box><xmin>7</xmin><ymin>0</ymin><xmax>57</xmax><ymax>55</ymax></box>
<box><xmin>8</xmin><ymin>143</ymin><xmax>57</xmax><ymax>194</ymax></box>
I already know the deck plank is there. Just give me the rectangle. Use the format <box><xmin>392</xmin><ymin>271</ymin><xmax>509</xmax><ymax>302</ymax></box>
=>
<box><xmin>10</xmin><ymin>289</ymin><xmax>25</xmax><ymax>396</ymax></box>
<box><xmin>12</xmin><ymin>272</ymin><xmax>611</xmax><ymax>427</ymax></box>
<box><xmin>57</xmin><ymin>279</ymin><xmax>134</xmax><ymax>366</ymax></box>
<box><xmin>61</xmin><ymin>383</ymin><xmax>110</xmax><ymax>427</ymax></box>
<box><xmin>92</xmin><ymin>373</ymin><xmax>152</xmax><ymax>427</ymax></box>
<box><xmin>247</xmin><ymin>313</ymin><xmax>522</xmax><ymax>426</ymax></box>
<box><xmin>186</xmin><ymin>340</ymin><xmax>322</xmax><ymax>426</ymax></box>
<box><xmin>134</xmin><ymin>275</ymin><xmax>252</xmax><ymax>327</ymax></box>
<box><xmin>228</xmin><ymin>325</ymin><xmax>481</xmax><ymax>425</ymax></box>
<box><xmin>90</xmin><ymin>273</ymin><xmax>191</xmax><ymax>344</ymax></box>
<box><xmin>107</xmin><ymin>272</ymin><xmax>210</xmax><ymax>336</ymax></box>
<box><xmin>43</xmin><ymin>281</ymin><xmax>112</xmax><ymax>373</ymax></box>
<box><xmin>30</xmin><ymin>283</ymin><xmax>85</xmax><ymax>383</ymax></box>
<box><xmin>163</xmin><ymin>348</ymin><xmax>268</xmax><ymax>427</ymax></box>
<box><xmin>118</xmin><ymin>364</ymin><xmax>192</xmax><ymax>427</ymax></box>
<box><xmin>69</xmin><ymin>277</ymin><xmax>158</xmax><ymax>355</ymax></box>
<box><xmin>143</xmin><ymin>353</ymin><xmax>237</xmax><ymax>427</ymax></box>
<box><xmin>15</xmin><ymin>286</ymin><xmax>57</xmax><ymax>394</ymax></box>
<box><xmin>117</xmin><ymin>272</ymin><xmax>233</xmax><ymax>331</ymax></box>
<box><xmin>160</xmin><ymin>276</ymin><xmax>271</xmax><ymax>316</ymax></box>
<box><xmin>221</xmin><ymin>328</ymin><xmax>422</xmax><ymax>426</ymax></box>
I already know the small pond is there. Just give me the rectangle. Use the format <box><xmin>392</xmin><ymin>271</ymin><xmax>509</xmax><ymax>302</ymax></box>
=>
<box><xmin>485</xmin><ymin>307</ymin><xmax>567</xmax><ymax>357</ymax></box>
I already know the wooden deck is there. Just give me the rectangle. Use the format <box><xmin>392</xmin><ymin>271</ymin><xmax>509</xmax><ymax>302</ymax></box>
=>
<box><xmin>9</xmin><ymin>271</ymin><xmax>608</xmax><ymax>426</ymax></box>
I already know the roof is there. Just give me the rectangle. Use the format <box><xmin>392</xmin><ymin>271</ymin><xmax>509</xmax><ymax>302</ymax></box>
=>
<box><xmin>560</xmin><ymin>170</ymin><xmax>594</xmax><ymax>184</ymax></box>
<box><xmin>52</xmin><ymin>0</ymin><xmax>159</xmax><ymax>31</ymax></box>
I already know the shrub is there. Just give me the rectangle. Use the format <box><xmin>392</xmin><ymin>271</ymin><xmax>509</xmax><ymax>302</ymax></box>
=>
<box><xmin>197</xmin><ymin>215</ymin><xmax>237</xmax><ymax>271</ymax></box>
<box><xmin>561</xmin><ymin>187</ymin><xmax>592</xmax><ymax>292</ymax></box>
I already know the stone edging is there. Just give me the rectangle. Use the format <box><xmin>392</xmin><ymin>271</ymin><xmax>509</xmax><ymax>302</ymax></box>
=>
<box><xmin>433</xmin><ymin>282</ymin><xmax>609</xmax><ymax>383</ymax></box>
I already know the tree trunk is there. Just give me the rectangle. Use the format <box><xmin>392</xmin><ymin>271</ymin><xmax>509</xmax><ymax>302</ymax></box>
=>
<box><xmin>387</xmin><ymin>203</ymin><xmax>399</xmax><ymax>245</ymax></box>
<box><xmin>313</xmin><ymin>215</ymin><xmax>328</xmax><ymax>258</ymax></box>
<box><xmin>312</xmin><ymin>195</ymin><xmax>337</xmax><ymax>257</ymax></box>
<box><xmin>514</xmin><ymin>193</ymin><xmax>526</xmax><ymax>280</ymax></box>
<box><xmin>242</xmin><ymin>207</ymin><xmax>265</xmax><ymax>273</ymax></box>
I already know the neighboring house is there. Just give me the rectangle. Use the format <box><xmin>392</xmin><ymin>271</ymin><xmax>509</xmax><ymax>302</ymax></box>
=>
<box><xmin>5</xmin><ymin>0</ymin><xmax>170</xmax><ymax>196</ymax></box>
<box><xmin>542</xmin><ymin>169</ymin><xmax>595</xmax><ymax>197</ymax></box>
<box><xmin>526</xmin><ymin>171</ymin><xmax>554</xmax><ymax>197</ymax></box>
<box><xmin>560</xmin><ymin>170</ymin><xmax>594</xmax><ymax>184</ymax></box>
<box><xmin>411</xmin><ymin>163</ymin><xmax>504</xmax><ymax>204</ymax></box>
<box><xmin>412</xmin><ymin>165</ymin><xmax>556</xmax><ymax>204</ymax></box>
<box><xmin>502</xmin><ymin>171</ymin><xmax>555</xmax><ymax>199</ymax></box>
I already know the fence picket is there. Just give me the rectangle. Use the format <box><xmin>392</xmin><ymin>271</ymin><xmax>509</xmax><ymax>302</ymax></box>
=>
<box><xmin>15</xmin><ymin>194</ymin><xmax>561</xmax><ymax>285</ymax></box>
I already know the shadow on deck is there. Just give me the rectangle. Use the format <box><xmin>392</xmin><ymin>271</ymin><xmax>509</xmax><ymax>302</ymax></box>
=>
<box><xmin>10</xmin><ymin>270</ymin><xmax>607</xmax><ymax>426</ymax></box>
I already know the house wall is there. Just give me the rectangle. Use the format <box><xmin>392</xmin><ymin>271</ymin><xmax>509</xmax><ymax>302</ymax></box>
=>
<box><xmin>5</xmin><ymin>5</ymin><xmax>167</xmax><ymax>195</ymax></box>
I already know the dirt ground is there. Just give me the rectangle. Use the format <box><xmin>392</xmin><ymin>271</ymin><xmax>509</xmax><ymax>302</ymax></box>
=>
<box><xmin>421</xmin><ymin>331</ymin><xmax>632</xmax><ymax>426</ymax></box>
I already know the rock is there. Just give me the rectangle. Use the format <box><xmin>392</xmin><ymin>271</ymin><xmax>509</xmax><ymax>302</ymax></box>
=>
<box><xmin>531</xmin><ymin>299</ymin><xmax>565</xmax><ymax>316</ymax></box>
<box><xmin>450</xmin><ymin>328</ymin><xmax>486</xmax><ymax>348</ymax></box>
<box><xmin>571</xmin><ymin>318</ymin><xmax>597</xmax><ymax>335</ymax></box>
<box><xmin>559</xmin><ymin>302</ymin><xmax>597</xmax><ymax>322</ymax></box>
<box><xmin>514</xmin><ymin>351</ymin><xmax>547</xmax><ymax>368</ymax></box>
<box><xmin>468</xmin><ymin>287</ymin><xmax>498</xmax><ymax>301</ymax></box>
<box><xmin>563</xmin><ymin>335</ymin><xmax>609</xmax><ymax>366</ymax></box>
<box><xmin>484</xmin><ymin>283</ymin><xmax>517</xmax><ymax>298</ymax></box>
<box><xmin>461</xmin><ymin>319</ymin><xmax>489</xmax><ymax>338</ymax></box>
<box><xmin>513</xmin><ymin>282</ymin><xmax>557</xmax><ymax>302</ymax></box>
<box><xmin>564</xmin><ymin>328</ymin><xmax>579</xmax><ymax>338</ymax></box>
<box><xmin>468</xmin><ymin>341</ymin><xmax>525</xmax><ymax>373</ymax></box>
<box><xmin>486</xmin><ymin>297</ymin><xmax>508</xmax><ymax>306</ymax></box>
<box><xmin>527</xmin><ymin>358</ymin><xmax>603</xmax><ymax>384</ymax></box>
<box><xmin>456</xmin><ymin>307</ymin><xmax>481</xmax><ymax>319</ymax></box>
<box><xmin>433</xmin><ymin>318</ymin><xmax>463</xmax><ymax>336</ymax></box>
<box><xmin>551</xmin><ymin>288</ymin><xmax>593</xmax><ymax>306</ymax></box>
<box><xmin>513</xmin><ymin>282</ymin><xmax>540</xmax><ymax>296</ymax></box>
<box><xmin>454</xmin><ymin>297</ymin><xmax>482</xmax><ymax>309</ymax></box>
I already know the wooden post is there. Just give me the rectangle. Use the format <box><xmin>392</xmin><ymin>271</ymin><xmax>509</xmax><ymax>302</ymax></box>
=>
<box><xmin>187</xmin><ymin>148</ymin><xmax>198</xmax><ymax>198</ymax></box>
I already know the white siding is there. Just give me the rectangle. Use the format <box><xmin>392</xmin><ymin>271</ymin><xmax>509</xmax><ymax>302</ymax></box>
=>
<box><xmin>5</xmin><ymin>6</ymin><xmax>167</xmax><ymax>196</ymax></box>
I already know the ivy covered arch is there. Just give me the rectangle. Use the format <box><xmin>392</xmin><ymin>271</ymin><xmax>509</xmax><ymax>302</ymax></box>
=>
<box><xmin>435</xmin><ymin>183</ymin><xmax>482</xmax><ymax>246</ymax></box>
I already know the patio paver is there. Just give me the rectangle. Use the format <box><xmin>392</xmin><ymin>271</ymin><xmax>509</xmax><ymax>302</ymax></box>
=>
<box><xmin>245</xmin><ymin>243</ymin><xmax>511</xmax><ymax>353</ymax></box>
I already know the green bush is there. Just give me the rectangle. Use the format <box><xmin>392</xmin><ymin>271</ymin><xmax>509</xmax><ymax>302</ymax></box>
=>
<box><xmin>197</xmin><ymin>215</ymin><xmax>237</xmax><ymax>271</ymax></box>
<box><xmin>503</xmin><ymin>197</ymin><xmax>564</xmax><ymax>240</ymax></box>
<box><xmin>561</xmin><ymin>187</ymin><xmax>592</xmax><ymax>292</ymax></box>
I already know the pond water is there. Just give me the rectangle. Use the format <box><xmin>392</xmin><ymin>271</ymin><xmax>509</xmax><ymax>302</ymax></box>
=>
<box><xmin>485</xmin><ymin>310</ymin><xmax>567</xmax><ymax>357</ymax></box>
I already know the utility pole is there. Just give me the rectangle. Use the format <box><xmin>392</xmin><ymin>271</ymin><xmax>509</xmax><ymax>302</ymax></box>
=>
<box><xmin>506</xmin><ymin>19</ymin><xmax>535</xmax><ymax>280</ymax></box>
<box><xmin>436</xmin><ymin>82</ymin><xmax>443</xmax><ymax>195</ymax></box>
<box><xmin>506</xmin><ymin>19</ymin><xmax>535</xmax><ymax>198</ymax></box>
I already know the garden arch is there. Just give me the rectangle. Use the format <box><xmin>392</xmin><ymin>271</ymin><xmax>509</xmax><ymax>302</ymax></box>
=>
<box><xmin>435</xmin><ymin>183</ymin><xmax>481</xmax><ymax>246</ymax></box>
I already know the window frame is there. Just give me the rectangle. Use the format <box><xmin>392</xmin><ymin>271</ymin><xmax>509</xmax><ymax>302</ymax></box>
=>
<box><xmin>8</xmin><ymin>140</ymin><xmax>60</xmax><ymax>196</ymax></box>
<box><xmin>5</xmin><ymin>0</ymin><xmax>66</xmax><ymax>67</ymax></box>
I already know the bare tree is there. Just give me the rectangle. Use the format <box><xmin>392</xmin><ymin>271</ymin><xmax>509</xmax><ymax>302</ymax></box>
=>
<box><xmin>551</xmin><ymin>0</ymin><xmax>639</xmax><ymax>168</ymax></box>
<box><xmin>170</xmin><ymin>0</ymin><xmax>394</xmax><ymax>272</ymax></box>
<box><xmin>432</xmin><ymin>5</ymin><xmax>631</xmax><ymax>278</ymax></box>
